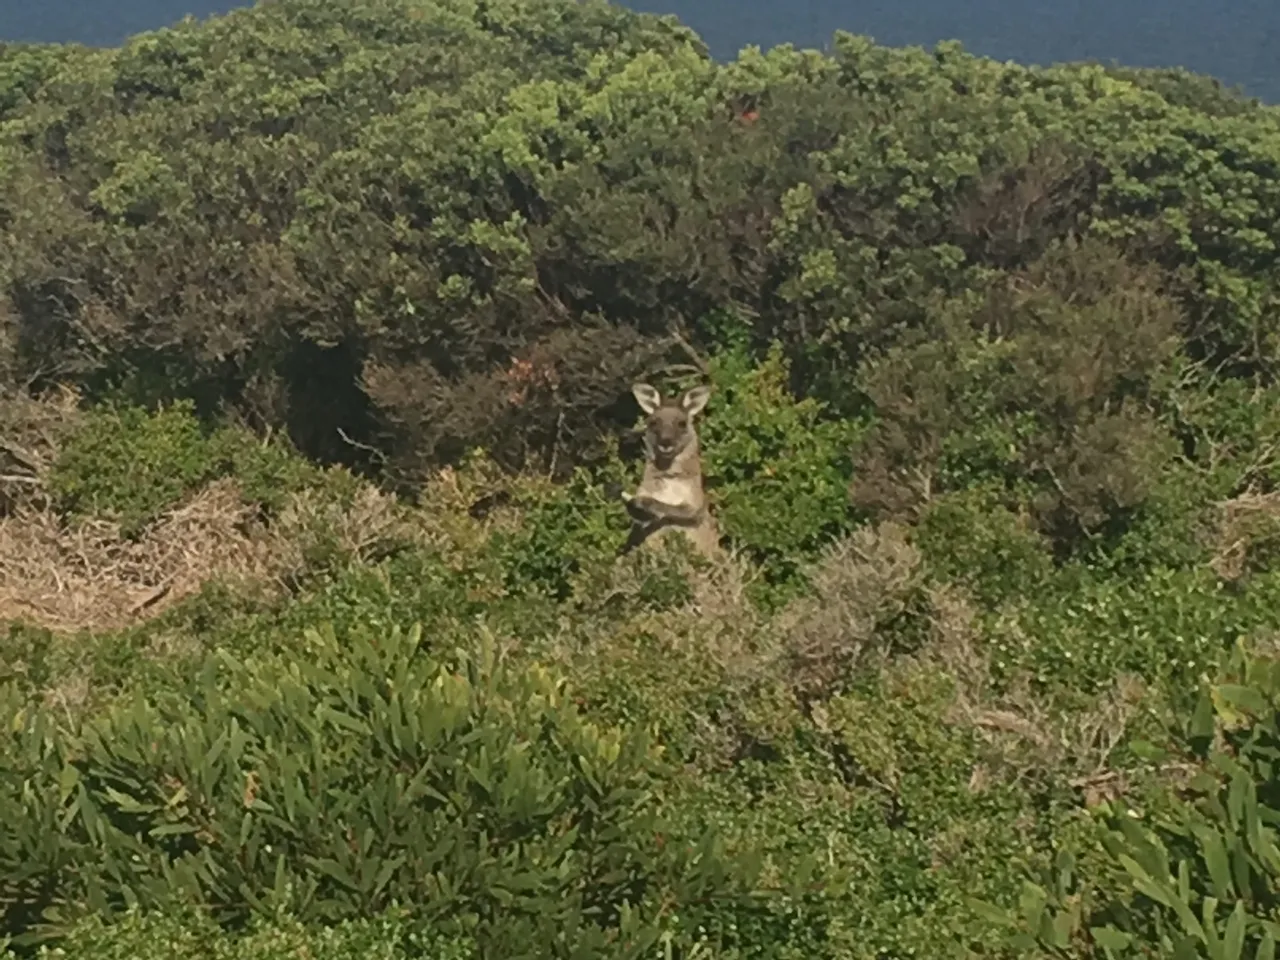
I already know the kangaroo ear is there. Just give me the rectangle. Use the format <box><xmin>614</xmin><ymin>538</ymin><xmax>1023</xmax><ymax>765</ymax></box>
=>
<box><xmin>680</xmin><ymin>385</ymin><xmax>711</xmax><ymax>417</ymax></box>
<box><xmin>631</xmin><ymin>382</ymin><xmax>662</xmax><ymax>415</ymax></box>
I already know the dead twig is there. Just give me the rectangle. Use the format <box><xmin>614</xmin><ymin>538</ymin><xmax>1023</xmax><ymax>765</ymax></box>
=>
<box><xmin>666</xmin><ymin>328</ymin><xmax>710</xmax><ymax>376</ymax></box>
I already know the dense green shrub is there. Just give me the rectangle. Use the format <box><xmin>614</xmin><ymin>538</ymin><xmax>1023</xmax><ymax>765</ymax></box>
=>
<box><xmin>7</xmin><ymin>2</ymin><xmax>1280</xmax><ymax>480</ymax></box>
<box><xmin>983</xmin><ymin>565</ymin><xmax>1280</xmax><ymax>698</ymax></box>
<box><xmin>993</xmin><ymin>640</ymin><xmax>1280</xmax><ymax>958</ymax></box>
<box><xmin>699</xmin><ymin>342</ymin><xmax>863</xmax><ymax>604</ymax></box>
<box><xmin>48</xmin><ymin>400</ymin><xmax>222</xmax><ymax>534</ymax></box>
<box><xmin>46</xmin><ymin>399</ymin><xmax>321</xmax><ymax>534</ymax></box>
<box><xmin>850</xmin><ymin>240</ymin><xmax>1185</xmax><ymax>553</ymax></box>
<box><xmin>487</xmin><ymin>465</ymin><xmax>633</xmax><ymax>604</ymax></box>
<box><xmin>0</xmin><ymin>44</ymin><xmax>78</xmax><ymax>123</ymax></box>
<box><xmin>913</xmin><ymin>486</ymin><xmax>1056</xmax><ymax>608</ymax></box>
<box><xmin>0</xmin><ymin>621</ymin><xmax>784</xmax><ymax>956</ymax></box>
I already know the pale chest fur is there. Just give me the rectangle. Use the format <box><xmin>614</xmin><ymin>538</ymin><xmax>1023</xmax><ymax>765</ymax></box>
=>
<box><xmin>639</xmin><ymin>472</ymin><xmax>704</xmax><ymax>509</ymax></box>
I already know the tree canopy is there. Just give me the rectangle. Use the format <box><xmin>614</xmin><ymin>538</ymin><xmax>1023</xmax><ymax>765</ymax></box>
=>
<box><xmin>3</xmin><ymin>0</ymin><xmax>1277</xmax><ymax>495</ymax></box>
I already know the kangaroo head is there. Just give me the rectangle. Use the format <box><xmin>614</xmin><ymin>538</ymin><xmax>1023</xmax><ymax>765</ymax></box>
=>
<box><xmin>631</xmin><ymin>382</ymin><xmax>711</xmax><ymax>466</ymax></box>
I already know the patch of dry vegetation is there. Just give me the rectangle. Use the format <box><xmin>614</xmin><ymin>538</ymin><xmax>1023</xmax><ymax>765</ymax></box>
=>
<box><xmin>0</xmin><ymin>385</ymin><xmax>82</xmax><ymax>514</ymax></box>
<box><xmin>267</xmin><ymin>480</ymin><xmax>448</xmax><ymax>581</ymax></box>
<box><xmin>922</xmin><ymin>585</ymin><xmax>1151</xmax><ymax>804</ymax></box>
<box><xmin>0</xmin><ymin>383</ymin><xmax>484</xmax><ymax>634</ymax></box>
<box><xmin>1210</xmin><ymin>490</ymin><xmax>1280</xmax><ymax>582</ymax></box>
<box><xmin>777</xmin><ymin>521</ymin><xmax>923</xmax><ymax>702</ymax></box>
<box><xmin>598</xmin><ymin>525</ymin><xmax>1160</xmax><ymax>807</ymax></box>
<box><xmin>0</xmin><ymin>471</ymin><xmax>447</xmax><ymax>634</ymax></box>
<box><xmin>0</xmin><ymin>479</ymin><xmax>279</xmax><ymax>632</ymax></box>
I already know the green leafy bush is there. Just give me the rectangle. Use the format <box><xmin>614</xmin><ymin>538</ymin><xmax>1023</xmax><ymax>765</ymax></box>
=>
<box><xmin>0</xmin><ymin>622</ymin><xmax>778</xmax><ymax>957</ymax></box>
<box><xmin>48</xmin><ymin>400</ymin><xmax>222</xmax><ymax>535</ymax></box>
<box><xmin>993</xmin><ymin>640</ymin><xmax>1280</xmax><ymax>959</ymax></box>
<box><xmin>487</xmin><ymin>465</ymin><xmax>633</xmax><ymax>603</ymax></box>
<box><xmin>207</xmin><ymin>428</ymin><xmax>329</xmax><ymax>517</ymax></box>
<box><xmin>46</xmin><ymin>399</ymin><xmax>325</xmax><ymax>535</ymax></box>
<box><xmin>984</xmin><ymin>566</ymin><xmax>1280</xmax><ymax>697</ymax></box>
<box><xmin>914</xmin><ymin>487</ymin><xmax>1055</xmax><ymax>608</ymax></box>
<box><xmin>699</xmin><ymin>343</ymin><xmax>863</xmax><ymax>604</ymax></box>
<box><xmin>8</xmin><ymin>6</ymin><xmax>1280</xmax><ymax>480</ymax></box>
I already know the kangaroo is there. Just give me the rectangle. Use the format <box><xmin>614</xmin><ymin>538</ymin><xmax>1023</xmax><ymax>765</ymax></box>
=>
<box><xmin>619</xmin><ymin>382</ymin><xmax>720</xmax><ymax>558</ymax></box>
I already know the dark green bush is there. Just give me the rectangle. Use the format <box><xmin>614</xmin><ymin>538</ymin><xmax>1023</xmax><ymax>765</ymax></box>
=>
<box><xmin>850</xmin><ymin>241</ymin><xmax>1184</xmax><ymax>556</ymax></box>
<box><xmin>6</xmin><ymin>6</ymin><xmax>1280</xmax><ymax>481</ymax></box>
<box><xmin>206</xmin><ymin>427</ymin><xmax>329</xmax><ymax>516</ymax></box>
<box><xmin>913</xmin><ymin>486</ymin><xmax>1055</xmax><ymax>607</ymax></box>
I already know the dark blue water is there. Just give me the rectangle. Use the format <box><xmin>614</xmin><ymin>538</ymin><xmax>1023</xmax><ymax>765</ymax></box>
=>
<box><xmin>4</xmin><ymin>0</ymin><xmax>1278</xmax><ymax>102</ymax></box>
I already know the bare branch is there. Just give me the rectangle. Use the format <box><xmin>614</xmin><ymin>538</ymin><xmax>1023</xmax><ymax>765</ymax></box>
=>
<box><xmin>665</xmin><ymin>328</ymin><xmax>709</xmax><ymax>375</ymax></box>
<box><xmin>336</xmin><ymin>427</ymin><xmax>387</xmax><ymax>465</ymax></box>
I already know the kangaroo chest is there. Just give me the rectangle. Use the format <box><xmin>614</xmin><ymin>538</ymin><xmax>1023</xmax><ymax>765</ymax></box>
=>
<box><xmin>643</xmin><ymin>474</ymin><xmax>700</xmax><ymax>507</ymax></box>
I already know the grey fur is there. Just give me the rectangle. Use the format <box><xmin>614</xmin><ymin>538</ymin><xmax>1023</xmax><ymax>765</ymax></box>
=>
<box><xmin>620</xmin><ymin>382</ymin><xmax>720</xmax><ymax>558</ymax></box>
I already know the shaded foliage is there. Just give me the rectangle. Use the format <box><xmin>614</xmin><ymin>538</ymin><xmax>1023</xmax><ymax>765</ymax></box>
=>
<box><xmin>5</xmin><ymin>7</ymin><xmax>1280</xmax><ymax>491</ymax></box>
<box><xmin>851</xmin><ymin>238</ymin><xmax>1184</xmax><ymax>554</ymax></box>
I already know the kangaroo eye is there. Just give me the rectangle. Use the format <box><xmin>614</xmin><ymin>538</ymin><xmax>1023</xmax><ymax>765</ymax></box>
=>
<box><xmin>676</xmin><ymin>418</ymin><xmax>688</xmax><ymax>430</ymax></box>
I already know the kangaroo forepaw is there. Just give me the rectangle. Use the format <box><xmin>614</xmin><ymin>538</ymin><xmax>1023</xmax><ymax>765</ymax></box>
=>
<box><xmin>624</xmin><ymin>493</ymin><xmax>663</xmax><ymax>522</ymax></box>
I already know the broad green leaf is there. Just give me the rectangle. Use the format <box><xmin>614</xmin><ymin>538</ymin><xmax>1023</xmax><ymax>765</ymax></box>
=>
<box><xmin>1214</xmin><ymin>684</ymin><xmax>1271</xmax><ymax>721</ymax></box>
<box><xmin>1091</xmin><ymin>926</ymin><xmax>1133</xmax><ymax>953</ymax></box>
<box><xmin>1194</xmin><ymin>823</ymin><xmax>1236</xmax><ymax>900</ymax></box>
<box><xmin>1190</xmin><ymin>690</ymin><xmax>1216</xmax><ymax>752</ymax></box>
<box><xmin>1223</xmin><ymin>901</ymin><xmax>1247</xmax><ymax>960</ymax></box>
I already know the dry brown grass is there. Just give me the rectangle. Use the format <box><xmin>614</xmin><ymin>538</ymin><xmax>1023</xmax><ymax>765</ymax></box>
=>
<box><xmin>0</xmin><ymin>385</ymin><xmax>83</xmax><ymax>514</ymax></box>
<box><xmin>267</xmin><ymin>480</ymin><xmax>447</xmax><ymax>577</ymax></box>
<box><xmin>0</xmin><ymin>479</ymin><xmax>281</xmax><ymax>632</ymax></box>
<box><xmin>0</xmin><ymin>430</ymin><xmax>537</xmax><ymax>638</ymax></box>
<box><xmin>777</xmin><ymin>521</ymin><xmax>923</xmax><ymax>701</ymax></box>
<box><xmin>0</xmin><ymin>471</ymin><xmax>445</xmax><ymax>634</ymax></box>
<box><xmin>559</xmin><ymin>525</ymin><xmax>929</xmax><ymax>768</ymax></box>
<box><xmin>1210</xmin><ymin>491</ymin><xmax>1280</xmax><ymax>582</ymax></box>
<box><xmin>531</xmin><ymin>544</ymin><xmax>798</xmax><ymax>769</ymax></box>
